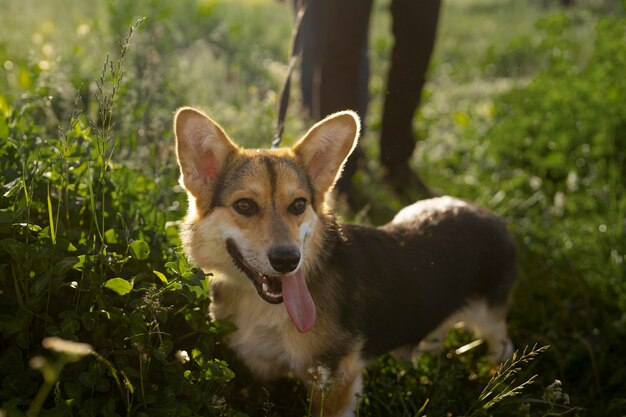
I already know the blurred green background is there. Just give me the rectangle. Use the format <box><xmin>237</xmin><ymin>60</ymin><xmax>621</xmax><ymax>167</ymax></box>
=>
<box><xmin>1</xmin><ymin>0</ymin><xmax>625</xmax><ymax>416</ymax></box>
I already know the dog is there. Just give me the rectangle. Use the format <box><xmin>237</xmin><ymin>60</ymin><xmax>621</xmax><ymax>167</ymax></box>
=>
<box><xmin>174</xmin><ymin>107</ymin><xmax>516</xmax><ymax>416</ymax></box>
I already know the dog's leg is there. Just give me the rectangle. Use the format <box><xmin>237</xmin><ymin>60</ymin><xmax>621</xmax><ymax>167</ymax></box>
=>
<box><xmin>482</xmin><ymin>314</ymin><xmax>514</xmax><ymax>364</ymax></box>
<box><xmin>309</xmin><ymin>349</ymin><xmax>365</xmax><ymax>417</ymax></box>
<box><xmin>461</xmin><ymin>300</ymin><xmax>513</xmax><ymax>364</ymax></box>
<box><xmin>415</xmin><ymin>317</ymin><xmax>456</xmax><ymax>356</ymax></box>
<box><xmin>394</xmin><ymin>317</ymin><xmax>457</xmax><ymax>366</ymax></box>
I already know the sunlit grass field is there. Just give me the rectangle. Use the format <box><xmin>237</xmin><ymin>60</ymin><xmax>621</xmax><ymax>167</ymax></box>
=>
<box><xmin>1</xmin><ymin>0</ymin><xmax>625</xmax><ymax>415</ymax></box>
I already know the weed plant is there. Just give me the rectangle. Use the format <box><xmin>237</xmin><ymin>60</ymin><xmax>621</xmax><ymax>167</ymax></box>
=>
<box><xmin>0</xmin><ymin>15</ymin><xmax>239</xmax><ymax>417</ymax></box>
<box><xmin>1</xmin><ymin>0</ymin><xmax>625</xmax><ymax>416</ymax></box>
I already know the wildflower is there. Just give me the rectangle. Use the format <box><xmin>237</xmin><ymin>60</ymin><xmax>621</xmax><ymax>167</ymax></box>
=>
<box><xmin>308</xmin><ymin>364</ymin><xmax>331</xmax><ymax>390</ymax></box>
<box><xmin>42</xmin><ymin>337</ymin><xmax>93</xmax><ymax>357</ymax></box>
<box><xmin>175</xmin><ymin>350</ymin><xmax>190</xmax><ymax>364</ymax></box>
<box><xmin>211</xmin><ymin>395</ymin><xmax>227</xmax><ymax>411</ymax></box>
<box><xmin>542</xmin><ymin>379</ymin><xmax>570</xmax><ymax>405</ymax></box>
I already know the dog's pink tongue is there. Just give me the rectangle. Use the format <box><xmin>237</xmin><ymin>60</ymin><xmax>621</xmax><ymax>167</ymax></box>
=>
<box><xmin>282</xmin><ymin>270</ymin><xmax>316</xmax><ymax>333</ymax></box>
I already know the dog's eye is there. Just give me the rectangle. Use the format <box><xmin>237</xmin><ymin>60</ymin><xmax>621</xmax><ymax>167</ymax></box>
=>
<box><xmin>288</xmin><ymin>198</ymin><xmax>307</xmax><ymax>215</ymax></box>
<box><xmin>233</xmin><ymin>198</ymin><xmax>259</xmax><ymax>216</ymax></box>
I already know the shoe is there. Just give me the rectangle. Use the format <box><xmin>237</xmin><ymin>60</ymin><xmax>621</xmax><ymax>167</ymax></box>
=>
<box><xmin>382</xmin><ymin>163</ymin><xmax>433</xmax><ymax>202</ymax></box>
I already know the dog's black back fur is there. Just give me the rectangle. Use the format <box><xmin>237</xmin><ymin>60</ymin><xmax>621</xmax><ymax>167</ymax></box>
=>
<box><xmin>323</xmin><ymin>202</ymin><xmax>516</xmax><ymax>358</ymax></box>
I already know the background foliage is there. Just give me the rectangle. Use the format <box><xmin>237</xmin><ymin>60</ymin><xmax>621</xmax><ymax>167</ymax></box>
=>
<box><xmin>1</xmin><ymin>0</ymin><xmax>625</xmax><ymax>415</ymax></box>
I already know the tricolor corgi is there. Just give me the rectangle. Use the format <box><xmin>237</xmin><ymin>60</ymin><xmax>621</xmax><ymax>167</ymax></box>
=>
<box><xmin>174</xmin><ymin>107</ymin><xmax>515</xmax><ymax>416</ymax></box>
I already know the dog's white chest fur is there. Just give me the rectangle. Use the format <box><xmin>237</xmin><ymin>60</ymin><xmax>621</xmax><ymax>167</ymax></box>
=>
<box><xmin>209</xmin><ymin>280</ymin><xmax>316</xmax><ymax>380</ymax></box>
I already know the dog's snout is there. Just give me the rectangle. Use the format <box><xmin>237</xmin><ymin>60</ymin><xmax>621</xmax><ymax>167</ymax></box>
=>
<box><xmin>268</xmin><ymin>245</ymin><xmax>301</xmax><ymax>273</ymax></box>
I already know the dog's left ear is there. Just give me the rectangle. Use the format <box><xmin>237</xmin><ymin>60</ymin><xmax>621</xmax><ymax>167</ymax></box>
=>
<box><xmin>293</xmin><ymin>111</ymin><xmax>360</xmax><ymax>195</ymax></box>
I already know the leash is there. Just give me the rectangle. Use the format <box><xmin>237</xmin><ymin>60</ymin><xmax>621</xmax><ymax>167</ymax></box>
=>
<box><xmin>272</xmin><ymin>3</ymin><xmax>306</xmax><ymax>149</ymax></box>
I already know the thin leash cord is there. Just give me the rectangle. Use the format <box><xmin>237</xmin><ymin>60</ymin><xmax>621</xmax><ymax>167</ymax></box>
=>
<box><xmin>272</xmin><ymin>3</ymin><xmax>306</xmax><ymax>149</ymax></box>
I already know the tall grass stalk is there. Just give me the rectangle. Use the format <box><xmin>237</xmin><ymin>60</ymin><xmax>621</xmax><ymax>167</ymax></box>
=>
<box><xmin>90</xmin><ymin>17</ymin><xmax>144</xmax><ymax>251</ymax></box>
<box><xmin>56</xmin><ymin>91</ymin><xmax>84</xmax><ymax>227</ymax></box>
<box><xmin>468</xmin><ymin>345</ymin><xmax>549</xmax><ymax>416</ymax></box>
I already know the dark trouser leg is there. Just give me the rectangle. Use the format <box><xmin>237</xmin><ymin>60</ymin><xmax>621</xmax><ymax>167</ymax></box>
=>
<box><xmin>297</xmin><ymin>0</ymin><xmax>318</xmax><ymax>116</ymax></box>
<box><xmin>380</xmin><ymin>0</ymin><xmax>441</xmax><ymax>171</ymax></box>
<box><xmin>298</xmin><ymin>0</ymin><xmax>373</xmax><ymax>197</ymax></box>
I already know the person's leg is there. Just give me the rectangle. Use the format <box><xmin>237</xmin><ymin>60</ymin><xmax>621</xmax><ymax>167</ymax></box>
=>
<box><xmin>296</xmin><ymin>0</ymin><xmax>320</xmax><ymax>117</ymax></box>
<box><xmin>314</xmin><ymin>0</ymin><xmax>372</xmax><ymax>120</ymax></box>
<box><xmin>381</xmin><ymin>0</ymin><xmax>441</xmax><ymax>198</ymax></box>
<box><xmin>298</xmin><ymin>0</ymin><xmax>373</xmax><ymax>200</ymax></box>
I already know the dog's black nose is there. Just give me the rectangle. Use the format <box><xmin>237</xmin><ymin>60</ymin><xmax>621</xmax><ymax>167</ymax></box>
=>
<box><xmin>268</xmin><ymin>245</ymin><xmax>301</xmax><ymax>273</ymax></box>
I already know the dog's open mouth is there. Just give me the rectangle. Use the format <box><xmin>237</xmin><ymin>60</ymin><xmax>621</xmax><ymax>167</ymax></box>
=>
<box><xmin>225</xmin><ymin>238</ymin><xmax>317</xmax><ymax>333</ymax></box>
<box><xmin>226</xmin><ymin>239</ymin><xmax>284</xmax><ymax>304</ymax></box>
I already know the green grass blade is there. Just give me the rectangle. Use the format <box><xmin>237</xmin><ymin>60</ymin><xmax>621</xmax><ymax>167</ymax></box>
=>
<box><xmin>46</xmin><ymin>184</ymin><xmax>56</xmax><ymax>245</ymax></box>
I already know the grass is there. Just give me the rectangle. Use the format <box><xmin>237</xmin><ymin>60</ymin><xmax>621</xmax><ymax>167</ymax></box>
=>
<box><xmin>1</xmin><ymin>0</ymin><xmax>625</xmax><ymax>415</ymax></box>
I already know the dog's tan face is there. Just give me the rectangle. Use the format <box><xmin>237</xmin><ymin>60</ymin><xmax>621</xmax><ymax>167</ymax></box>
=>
<box><xmin>175</xmin><ymin>107</ymin><xmax>359</xmax><ymax>332</ymax></box>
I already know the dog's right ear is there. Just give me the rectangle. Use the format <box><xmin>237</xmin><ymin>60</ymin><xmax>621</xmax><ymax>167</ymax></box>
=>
<box><xmin>174</xmin><ymin>107</ymin><xmax>238</xmax><ymax>202</ymax></box>
<box><xmin>293</xmin><ymin>111</ymin><xmax>360</xmax><ymax>196</ymax></box>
